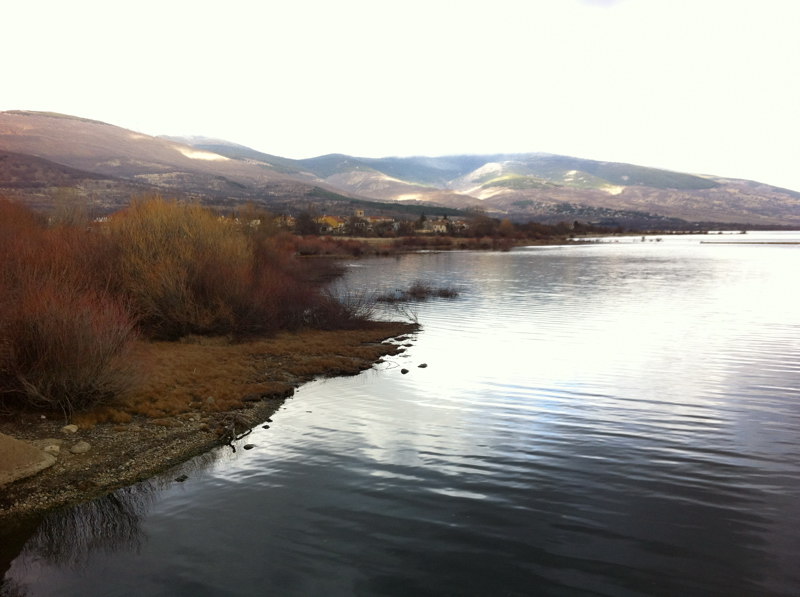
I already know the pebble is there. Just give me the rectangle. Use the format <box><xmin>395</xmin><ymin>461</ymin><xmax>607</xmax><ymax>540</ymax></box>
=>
<box><xmin>243</xmin><ymin>444</ymin><xmax>255</xmax><ymax>450</ymax></box>
<box><xmin>262</xmin><ymin>424</ymin><xmax>270</xmax><ymax>429</ymax></box>
<box><xmin>418</xmin><ymin>363</ymin><xmax>428</xmax><ymax>368</ymax></box>
<box><xmin>69</xmin><ymin>441</ymin><xmax>91</xmax><ymax>455</ymax></box>
<box><xmin>401</xmin><ymin>368</ymin><xmax>409</xmax><ymax>374</ymax></box>
<box><xmin>61</xmin><ymin>424</ymin><xmax>79</xmax><ymax>434</ymax></box>
<box><xmin>175</xmin><ymin>474</ymin><xmax>188</xmax><ymax>482</ymax></box>
<box><xmin>44</xmin><ymin>444</ymin><xmax>61</xmax><ymax>455</ymax></box>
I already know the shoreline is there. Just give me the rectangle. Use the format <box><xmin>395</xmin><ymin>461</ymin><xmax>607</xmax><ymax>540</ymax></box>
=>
<box><xmin>0</xmin><ymin>321</ymin><xmax>417</xmax><ymax>522</ymax></box>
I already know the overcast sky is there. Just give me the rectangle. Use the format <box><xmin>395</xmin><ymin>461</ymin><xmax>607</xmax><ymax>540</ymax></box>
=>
<box><xmin>3</xmin><ymin>0</ymin><xmax>800</xmax><ymax>190</ymax></box>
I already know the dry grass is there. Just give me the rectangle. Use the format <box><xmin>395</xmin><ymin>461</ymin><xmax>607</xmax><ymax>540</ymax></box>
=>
<box><xmin>0</xmin><ymin>197</ymin><xmax>403</xmax><ymax>417</ymax></box>
<box><xmin>72</xmin><ymin>321</ymin><xmax>415</xmax><ymax>427</ymax></box>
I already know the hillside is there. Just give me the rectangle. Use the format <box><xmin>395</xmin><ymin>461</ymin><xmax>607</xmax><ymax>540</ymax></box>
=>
<box><xmin>200</xmin><ymin>142</ymin><xmax>800</xmax><ymax>227</ymax></box>
<box><xmin>2</xmin><ymin>110</ymin><xmax>799</xmax><ymax>227</ymax></box>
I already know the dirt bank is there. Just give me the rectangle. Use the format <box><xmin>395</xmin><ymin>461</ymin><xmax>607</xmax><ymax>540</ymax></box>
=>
<box><xmin>0</xmin><ymin>322</ymin><xmax>417</xmax><ymax>521</ymax></box>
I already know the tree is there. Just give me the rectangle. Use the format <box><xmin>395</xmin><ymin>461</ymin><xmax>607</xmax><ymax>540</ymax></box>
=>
<box><xmin>294</xmin><ymin>210</ymin><xmax>320</xmax><ymax>235</ymax></box>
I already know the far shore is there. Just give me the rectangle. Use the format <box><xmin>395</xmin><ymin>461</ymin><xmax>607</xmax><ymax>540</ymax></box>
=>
<box><xmin>0</xmin><ymin>321</ymin><xmax>416</xmax><ymax>522</ymax></box>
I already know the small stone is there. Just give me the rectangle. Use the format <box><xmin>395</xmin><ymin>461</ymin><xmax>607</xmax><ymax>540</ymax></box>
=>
<box><xmin>266</xmin><ymin>418</ymin><xmax>273</xmax><ymax>423</ymax></box>
<box><xmin>401</xmin><ymin>368</ymin><xmax>409</xmax><ymax>374</ymax></box>
<box><xmin>61</xmin><ymin>424</ymin><xmax>79</xmax><ymax>434</ymax></box>
<box><xmin>43</xmin><ymin>444</ymin><xmax>61</xmax><ymax>456</ymax></box>
<box><xmin>69</xmin><ymin>441</ymin><xmax>91</xmax><ymax>454</ymax></box>
<box><xmin>175</xmin><ymin>474</ymin><xmax>188</xmax><ymax>482</ymax></box>
<box><xmin>243</xmin><ymin>444</ymin><xmax>255</xmax><ymax>450</ymax></box>
<box><xmin>262</xmin><ymin>424</ymin><xmax>270</xmax><ymax>429</ymax></box>
<box><xmin>418</xmin><ymin>363</ymin><xmax>428</xmax><ymax>368</ymax></box>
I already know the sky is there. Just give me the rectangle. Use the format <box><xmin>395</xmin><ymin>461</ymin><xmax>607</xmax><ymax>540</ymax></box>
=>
<box><xmin>3</xmin><ymin>0</ymin><xmax>800</xmax><ymax>191</ymax></box>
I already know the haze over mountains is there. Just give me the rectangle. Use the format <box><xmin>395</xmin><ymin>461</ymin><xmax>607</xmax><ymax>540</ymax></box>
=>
<box><xmin>2</xmin><ymin>110</ymin><xmax>798</xmax><ymax>228</ymax></box>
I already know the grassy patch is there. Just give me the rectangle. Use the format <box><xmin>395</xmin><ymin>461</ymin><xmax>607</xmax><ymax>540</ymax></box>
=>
<box><xmin>72</xmin><ymin>322</ymin><xmax>415</xmax><ymax>427</ymax></box>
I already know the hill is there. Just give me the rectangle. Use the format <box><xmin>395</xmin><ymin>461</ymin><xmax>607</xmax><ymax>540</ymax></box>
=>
<box><xmin>2</xmin><ymin>110</ymin><xmax>799</xmax><ymax>227</ymax></box>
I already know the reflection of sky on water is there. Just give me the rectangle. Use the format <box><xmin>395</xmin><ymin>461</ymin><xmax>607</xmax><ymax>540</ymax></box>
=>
<box><xmin>4</xmin><ymin>235</ymin><xmax>800</xmax><ymax>596</ymax></box>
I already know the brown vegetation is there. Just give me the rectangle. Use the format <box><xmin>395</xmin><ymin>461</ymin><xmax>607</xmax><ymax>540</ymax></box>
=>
<box><xmin>71</xmin><ymin>323</ymin><xmax>413</xmax><ymax>427</ymax></box>
<box><xmin>0</xmin><ymin>200</ymin><xmax>138</xmax><ymax>414</ymax></box>
<box><xmin>377</xmin><ymin>280</ymin><xmax>460</xmax><ymax>303</ymax></box>
<box><xmin>0</xmin><ymin>197</ymin><xmax>383</xmax><ymax>416</ymax></box>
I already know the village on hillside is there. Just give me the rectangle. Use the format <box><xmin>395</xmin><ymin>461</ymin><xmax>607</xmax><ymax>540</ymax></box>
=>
<box><xmin>236</xmin><ymin>208</ymin><xmax>478</xmax><ymax>238</ymax></box>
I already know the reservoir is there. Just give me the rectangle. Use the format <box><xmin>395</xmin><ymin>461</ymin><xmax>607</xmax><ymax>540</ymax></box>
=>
<box><xmin>2</xmin><ymin>232</ymin><xmax>799</xmax><ymax>596</ymax></box>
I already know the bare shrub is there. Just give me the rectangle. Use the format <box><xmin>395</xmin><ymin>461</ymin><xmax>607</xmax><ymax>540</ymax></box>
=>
<box><xmin>1</xmin><ymin>284</ymin><xmax>138</xmax><ymax>414</ymax></box>
<box><xmin>106</xmin><ymin>197</ymin><xmax>258</xmax><ymax>338</ymax></box>
<box><xmin>104</xmin><ymin>196</ymin><xmax>359</xmax><ymax>338</ymax></box>
<box><xmin>0</xmin><ymin>199</ymin><xmax>138</xmax><ymax>413</ymax></box>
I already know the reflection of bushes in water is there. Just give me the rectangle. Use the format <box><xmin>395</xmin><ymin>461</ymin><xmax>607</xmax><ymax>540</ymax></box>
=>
<box><xmin>0</xmin><ymin>576</ymin><xmax>26</xmax><ymax>597</ymax></box>
<box><xmin>0</xmin><ymin>517</ymin><xmax>40</xmax><ymax>595</ymax></box>
<box><xmin>377</xmin><ymin>280</ymin><xmax>460</xmax><ymax>303</ymax></box>
<box><xmin>11</xmin><ymin>444</ymin><xmax>224</xmax><ymax>572</ymax></box>
<box><xmin>20</xmin><ymin>483</ymin><xmax>157</xmax><ymax>567</ymax></box>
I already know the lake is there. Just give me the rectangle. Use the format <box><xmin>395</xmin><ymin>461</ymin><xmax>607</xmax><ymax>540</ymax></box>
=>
<box><xmin>2</xmin><ymin>232</ymin><xmax>799</xmax><ymax>596</ymax></box>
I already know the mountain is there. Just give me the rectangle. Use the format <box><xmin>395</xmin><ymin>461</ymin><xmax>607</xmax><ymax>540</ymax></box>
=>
<box><xmin>0</xmin><ymin>150</ymin><xmax>157</xmax><ymax>212</ymax></box>
<box><xmin>2</xmin><ymin>110</ymin><xmax>799</xmax><ymax>227</ymax></box>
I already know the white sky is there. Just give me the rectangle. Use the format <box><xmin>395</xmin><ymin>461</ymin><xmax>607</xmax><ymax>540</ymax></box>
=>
<box><xmin>3</xmin><ymin>0</ymin><xmax>800</xmax><ymax>191</ymax></box>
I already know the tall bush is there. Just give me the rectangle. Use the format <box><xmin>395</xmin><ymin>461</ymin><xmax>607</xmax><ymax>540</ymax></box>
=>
<box><xmin>105</xmin><ymin>197</ymin><xmax>333</xmax><ymax>338</ymax></box>
<box><xmin>106</xmin><ymin>197</ymin><xmax>252</xmax><ymax>338</ymax></box>
<box><xmin>0</xmin><ymin>199</ymin><xmax>138</xmax><ymax>413</ymax></box>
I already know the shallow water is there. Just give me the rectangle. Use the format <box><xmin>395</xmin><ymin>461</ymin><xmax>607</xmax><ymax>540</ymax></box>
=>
<box><xmin>3</xmin><ymin>232</ymin><xmax>800</xmax><ymax>596</ymax></box>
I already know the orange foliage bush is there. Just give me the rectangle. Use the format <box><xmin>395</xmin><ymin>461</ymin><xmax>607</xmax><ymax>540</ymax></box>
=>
<box><xmin>104</xmin><ymin>197</ymin><xmax>368</xmax><ymax>338</ymax></box>
<box><xmin>0</xmin><ymin>196</ymin><xmax>377</xmax><ymax>413</ymax></box>
<box><xmin>0</xmin><ymin>199</ymin><xmax>138</xmax><ymax>413</ymax></box>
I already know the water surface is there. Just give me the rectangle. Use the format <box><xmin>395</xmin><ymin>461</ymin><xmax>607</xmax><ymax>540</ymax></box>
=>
<box><xmin>3</xmin><ymin>232</ymin><xmax>799</xmax><ymax>596</ymax></box>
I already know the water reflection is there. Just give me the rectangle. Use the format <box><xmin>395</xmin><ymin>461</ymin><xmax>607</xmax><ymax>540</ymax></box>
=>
<box><xmin>2</xmin><ymin>235</ymin><xmax>799</xmax><ymax>596</ymax></box>
<box><xmin>22</xmin><ymin>485</ymin><xmax>154</xmax><ymax>567</ymax></box>
<box><xmin>1</xmin><ymin>444</ymin><xmax>225</xmax><ymax>596</ymax></box>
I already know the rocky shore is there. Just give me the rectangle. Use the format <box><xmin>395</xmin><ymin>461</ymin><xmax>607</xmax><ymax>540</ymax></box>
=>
<box><xmin>0</xmin><ymin>322</ymin><xmax>416</xmax><ymax>522</ymax></box>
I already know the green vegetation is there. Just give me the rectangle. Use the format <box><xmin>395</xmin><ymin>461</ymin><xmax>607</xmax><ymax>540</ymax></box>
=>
<box><xmin>482</xmin><ymin>174</ymin><xmax>554</xmax><ymax>190</ymax></box>
<box><xmin>297</xmin><ymin>155</ymin><xmax>379</xmax><ymax>179</ymax></box>
<box><xmin>523</xmin><ymin>156</ymin><xmax>719</xmax><ymax>190</ymax></box>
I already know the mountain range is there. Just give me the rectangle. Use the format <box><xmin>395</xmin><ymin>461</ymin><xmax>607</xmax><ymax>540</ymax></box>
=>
<box><xmin>2</xmin><ymin>110</ymin><xmax>798</xmax><ymax>228</ymax></box>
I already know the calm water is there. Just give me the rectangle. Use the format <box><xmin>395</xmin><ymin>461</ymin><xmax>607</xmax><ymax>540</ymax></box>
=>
<box><xmin>2</xmin><ymin>232</ymin><xmax>800</xmax><ymax>596</ymax></box>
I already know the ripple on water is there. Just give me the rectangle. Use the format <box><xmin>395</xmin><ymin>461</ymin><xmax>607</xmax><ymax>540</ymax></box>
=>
<box><xmin>4</xmin><ymin>240</ymin><xmax>800</xmax><ymax>596</ymax></box>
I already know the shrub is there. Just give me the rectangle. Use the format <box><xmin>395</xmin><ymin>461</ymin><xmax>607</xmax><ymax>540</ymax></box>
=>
<box><xmin>106</xmin><ymin>197</ymin><xmax>258</xmax><ymax>338</ymax></box>
<box><xmin>0</xmin><ymin>284</ymin><xmax>138</xmax><ymax>414</ymax></box>
<box><xmin>0</xmin><ymin>199</ymin><xmax>138</xmax><ymax>413</ymax></box>
<box><xmin>104</xmin><ymin>197</ymin><xmax>362</xmax><ymax>338</ymax></box>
